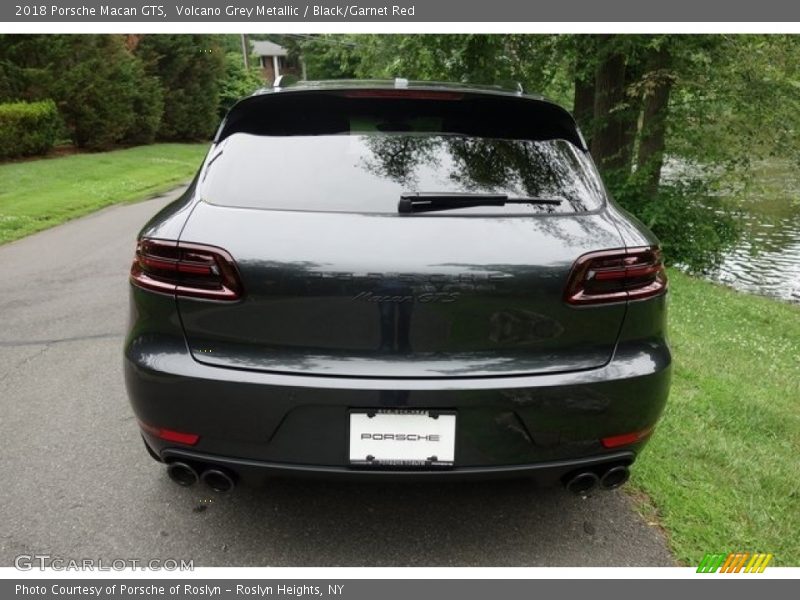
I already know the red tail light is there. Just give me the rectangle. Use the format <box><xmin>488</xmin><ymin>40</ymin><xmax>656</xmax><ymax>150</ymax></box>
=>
<box><xmin>130</xmin><ymin>238</ymin><xmax>243</xmax><ymax>301</ymax></box>
<box><xmin>564</xmin><ymin>246</ymin><xmax>667</xmax><ymax>306</ymax></box>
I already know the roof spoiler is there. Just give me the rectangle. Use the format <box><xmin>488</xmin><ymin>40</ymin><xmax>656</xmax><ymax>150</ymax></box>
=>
<box><xmin>214</xmin><ymin>85</ymin><xmax>587</xmax><ymax>151</ymax></box>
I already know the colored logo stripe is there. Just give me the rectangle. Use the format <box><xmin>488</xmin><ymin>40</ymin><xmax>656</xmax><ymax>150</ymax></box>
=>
<box><xmin>697</xmin><ymin>553</ymin><xmax>773</xmax><ymax>573</ymax></box>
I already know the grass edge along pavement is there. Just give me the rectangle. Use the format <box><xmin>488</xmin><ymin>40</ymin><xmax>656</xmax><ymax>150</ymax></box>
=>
<box><xmin>0</xmin><ymin>143</ymin><xmax>209</xmax><ymax>244</ymax></box>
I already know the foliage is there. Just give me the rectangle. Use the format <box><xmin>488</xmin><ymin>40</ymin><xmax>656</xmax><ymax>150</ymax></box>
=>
<box><xmin>135</xmin><ymin>35</ymin><xmax>225</xmax><ymax>141</ymax></box>
<box><xmin>0</xmin><ymin>143</ymin><xmax>208</xmax><ymax>244</ymax></box>
<box><xmin>53</xmin><ymin>36</ymin><xmax>148</xmax><ymax>149</ymax></box>
<box><xmin>0</xmin><ymin>100</ymin><xmax>61</xmax><ymax>159</ymax></box>
<box><xmin>0</xmin><ymin>35</ymin><xmax>164</xmax><ymax>150</ymax></box>
<box><xmin>612</xmin><ymin>175</ymin><xmax>740</xmax><ymax>273</ymax></box>
<box><xmin>125</xmin><ymin>65</ymin><xmax>165</xmax><ymax>146</ymax></box>
<box><xmin>218</xmin><ymin>51</ymin><xmax>264</xmax><ymax>118</ymax></box>
<box><xmin>296</xmin><ymin>34</ymin><xmax>800</xmax><ymax>270</ymax></box>
<box><xmin>301</xmin><ymin>34</ymin><xmax>573</xmax><ymax>104</ymax></box>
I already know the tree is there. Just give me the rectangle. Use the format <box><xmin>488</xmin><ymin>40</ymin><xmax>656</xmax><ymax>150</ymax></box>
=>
<box><xmin>218</xmin><ymin>51</ymin><xmax>264</xmax><ymax>118</ymax></box>
<box><xmin>635</xmin><ymin>43</ymin><xmax>674</xmax><ymax>198</ymax></box>
<box><xmin>0</xmin><ymin>35</ymin><xmax>163</xmax><ymax>150</ymax></box>
<box><xmin>298</xmin><ymin>34</ymin><xmax>770</xmax><ymax>269</ymax></box>
<box><xmin>135</xmin><ymin>35</ymin><xmax>225</xmax><ymax>141</ymax></box>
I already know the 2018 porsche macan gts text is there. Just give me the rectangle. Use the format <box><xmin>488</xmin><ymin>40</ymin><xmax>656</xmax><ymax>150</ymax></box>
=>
<box><xmin>124</xmin><ymin>80</ymin><xmax>670</xmax><ymax>494</ymax></box>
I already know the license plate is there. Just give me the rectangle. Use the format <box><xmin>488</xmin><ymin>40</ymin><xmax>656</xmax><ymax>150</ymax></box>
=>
<box><xmin>349</xmin><ymin>410</ymin><xmax>456</xmax><ymax>467</ymax></box>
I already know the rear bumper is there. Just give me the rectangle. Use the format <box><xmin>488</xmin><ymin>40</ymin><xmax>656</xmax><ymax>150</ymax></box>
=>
<box><xmin>125</xmin><ymin>325</ymin><xmax>670</xmax><ymax>481</ymax></box>
<box><xmin>160</xmin><ymin>446</ymin><xmax>635</xmax><ymax>485</ymax></box>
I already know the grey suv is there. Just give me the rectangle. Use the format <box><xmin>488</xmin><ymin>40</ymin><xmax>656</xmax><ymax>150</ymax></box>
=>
<box><xmin>124</xmin><ymin>80</ymin><xmax>671</xmax><ymax>494</ymax></box>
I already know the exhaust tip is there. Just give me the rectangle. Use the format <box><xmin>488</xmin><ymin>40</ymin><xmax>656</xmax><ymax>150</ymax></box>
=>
<box><xmin>600</xmin><ymin>465</ymin><xmax>630</xmax><ymax>490</ymax></box>
<box><xmin>166</xmin><ymin>461</ymin><xmax>198</xmax><ymax>487</ymax></box>
<box><xmin>565</xmin><ymin>471</ymin><xmax>599</xmax><ymax>495</ymax></box>
<box><xmin>201</xmin><ymin>468</ymin><xmax>235</xmax><ymax>493</ymax></box>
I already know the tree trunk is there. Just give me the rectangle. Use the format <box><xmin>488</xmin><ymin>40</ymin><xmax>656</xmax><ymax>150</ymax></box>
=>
<box><xmin>617</xmin><ymin>58</ymin><xmax>644</xmax><ymax>175</ymax></box>
<box><xmin>636</xmin><ymin>45</ymin><xmax>674</xmax><ymax>198</ymax></box>
<box><xmin>572</xmin><ymin>36</ymin><xmax>597</xmax><ymax>145</ymax></box>
<box><xmin>591</xmin><ymin>38</ymin><xmax>628</xmax><ymax>173</ymax></box>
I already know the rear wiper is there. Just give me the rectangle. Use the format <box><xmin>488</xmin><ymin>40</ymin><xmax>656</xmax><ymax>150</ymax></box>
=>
<box><xmin>398</xmin><ymin>192</ymin><xmax>563</xmax><ymax>214</ymax></box>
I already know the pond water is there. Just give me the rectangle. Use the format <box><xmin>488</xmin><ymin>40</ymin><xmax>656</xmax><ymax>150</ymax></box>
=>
<box><xmin>695</xmin><ymin>162</ymin><xmax>800</xmax><ymax>303</ymax></box>
<box><xmin>708</xmin><ymin>199</ymin><xmax>800</xmax><ymax>303</ymax></box>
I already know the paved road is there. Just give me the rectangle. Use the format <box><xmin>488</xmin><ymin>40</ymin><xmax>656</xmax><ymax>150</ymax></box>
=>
<box><xmin>0</xmin><ymin>190</ymin><xmax>675</xmax><ymax>567</ymax></box>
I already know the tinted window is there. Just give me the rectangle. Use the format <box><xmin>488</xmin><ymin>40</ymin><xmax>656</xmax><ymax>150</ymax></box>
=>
<box><xmin>201</xmin><ymin>134</ymin><xmax>605</xmax><ymax>215</ymax></box>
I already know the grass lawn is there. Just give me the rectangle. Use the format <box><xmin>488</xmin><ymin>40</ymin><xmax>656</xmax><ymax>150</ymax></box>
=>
<box><xmin>0</xmin><ymin>143</ymin><xmax>209</xmax><ymax>244</ymax></box>
<box><xmin>631</xmin><ymin>269</ymin><xmax>800</xmax><ymax>566</ymax></box>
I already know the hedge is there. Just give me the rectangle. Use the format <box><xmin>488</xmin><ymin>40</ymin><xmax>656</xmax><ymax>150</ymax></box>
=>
<box><xmin>0</xmin><ymin>100</ymin><xmax>61</xmax><ymax>160</ymax></box>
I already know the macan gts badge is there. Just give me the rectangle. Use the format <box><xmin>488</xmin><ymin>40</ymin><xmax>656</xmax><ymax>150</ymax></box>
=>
<box><xmin>124</xmin><ymin>80</ymin><xmax>671</xmax><ymax>494</ymax></box>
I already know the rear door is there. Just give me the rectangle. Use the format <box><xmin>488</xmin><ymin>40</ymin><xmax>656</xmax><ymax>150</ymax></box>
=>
<box><xmin>176</xmin><ymin>89</ymin><xmax>626</xmax><ymax>378</ymax></box>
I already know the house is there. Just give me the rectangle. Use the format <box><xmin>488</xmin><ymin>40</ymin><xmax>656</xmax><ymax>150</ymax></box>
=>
<box><xmin>251</xmin><ymin>40</ymin><xmax>289</xmax><ymax>84</ymax></box>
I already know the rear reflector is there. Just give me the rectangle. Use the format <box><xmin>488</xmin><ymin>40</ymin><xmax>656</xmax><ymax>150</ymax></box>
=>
<box><xmin>130</xmin><ymin>238</ymin><xmax>243</xmax><ymax>301</ymax></box>
<box><xmin>564</xmin><ymin>246</ymin><xmax>667</xmax><ymax>306</ymax></box>
<box><xmin>139</xmin><ymin>421</ymin><xmax>200</xmax><ymax>446</ymax></box>
<box><xmin>601</xmin><ymin>427</ymin><xmax>654</xmax><ymax>449</ymax></box>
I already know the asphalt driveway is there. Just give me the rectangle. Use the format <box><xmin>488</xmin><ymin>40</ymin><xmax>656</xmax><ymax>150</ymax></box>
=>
<box><xmin>0</xmin><ymin>189</ymin><xmax>675</xmax><ymax>567</ymax></box>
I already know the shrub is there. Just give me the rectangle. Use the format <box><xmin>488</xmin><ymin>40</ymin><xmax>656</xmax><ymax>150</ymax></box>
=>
<box><xmin>123</xmin><ymin>65</ymin><xmax>164</xmax><ymax>146</ymax></box>
<box><xmin>218</xmin><ymin>51</ymin><xmax>264</xmax><ymax>118</ymax></box>
<box><xmin>0</xmin><ymin>100</ymin><xmax>61</xmax><ymax>159</ymax></box>
<box><xmin>612</xmin><ymin>174</ymin><xmax>740</xmax><ymax>273</ymax></box>
<box><xmin>0</xmin><ymin>35</ymin><xmax>164</xmax><ymax>150</ymax></box>
<box><xmin>136</xmin><ymin>35</ymin><xmax>226</xmax><ymax>141</ymax></box>
<box><xmin>50</xmin><ymin>36</ymin><xmax>155</xmax><ymax>150</ymax></box>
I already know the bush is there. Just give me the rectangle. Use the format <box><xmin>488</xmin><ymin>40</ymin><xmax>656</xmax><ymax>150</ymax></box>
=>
<box><xmin>612</xmin><ymin>175</ymin><xmax>740</xmax><ymax>273</ymax></box>
<box><xmin>218</xmin><ymin>51</ymin><xmax>264</xmax><ymax>118</ymax></box>
<box><xmin>0</xmin><ymin>35</ymin><xmax>164</xmax><ymax>150</ymax></box>
<box><xmin>136</xmin><ymin>35</ymin><xmax>225</xmax><ymax>141</ymax></box>
<box><xmin>124</xmin><ymin>64</ymin><xmax>164</xmax><ymax>146</ymax></box>
<box><xmin>0</xmin><ymin>100</ymin><xmax>61</xmax><ymax>159</ymax></box>
<box><xmin>51</xmin><ymin>36</ymin><xmax>163</xmax><ymax>150</ymax></box>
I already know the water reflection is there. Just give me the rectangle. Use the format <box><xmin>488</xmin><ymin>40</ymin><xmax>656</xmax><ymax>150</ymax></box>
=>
<box><xmin>708</xmin><ymin>208</ymin><xmax>800</xmax><ymax>302</ymax></box>
<box><xmin>663</xmin><ymin>158</ymin><xmax>800</xmax><ymax>303</ymax></box>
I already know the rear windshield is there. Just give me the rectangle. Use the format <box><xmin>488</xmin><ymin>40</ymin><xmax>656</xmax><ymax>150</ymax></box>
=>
<box><xmin>201</xmin><ymin>133</ymin><xmax>605</xmax><ymax>215</ymax></box>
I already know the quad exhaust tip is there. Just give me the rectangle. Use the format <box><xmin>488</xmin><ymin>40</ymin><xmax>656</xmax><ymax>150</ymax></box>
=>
<box><xmin>564</xmin><ymin>465</ymin><xmax>631</xmax><ymax>494</ymax></box>
<box><xmin>565</xmin><ymin>471</ymin><xmax>599</xmax><ymax>495</ymax></box>
<box><xmin>600</xmin><ymin>465</ymin><xmax>630</xmax><ymax>490</ymax></box>
<box><xmin>166</xmin><ymin>462</ymin><xmax>198</xmax><ymax>487</ymax></box>
<box><xmin>166</xmin><ymin>463</ymin><xmax>236</xmax><ymax>493</ymax></box>
<box><xmin>200</xmin><ymin>468</ymin><xmax>236</xmax><ymax>493</ymax></box>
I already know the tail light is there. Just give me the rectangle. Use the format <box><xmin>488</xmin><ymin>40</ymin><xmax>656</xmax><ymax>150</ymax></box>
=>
<box><xmin>130</xmin><ymin>238</ymin><xmax>243</xmax><ymax>301</ymax></box>
<box><xmin>564</xmin><ymin>246</ymin><xmax>667</xmax><ymax>306</ymax></box>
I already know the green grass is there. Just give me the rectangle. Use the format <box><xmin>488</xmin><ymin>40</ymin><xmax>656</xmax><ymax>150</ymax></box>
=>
<box><xmin>631</xmin><ymin>269</ymin><xmax>800</xmax><ymax>566</ymax></box>
<box><xmin>0</xmin><ymin>143</ymin><xmax>209</xmax><ymax>244</ymax></box>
